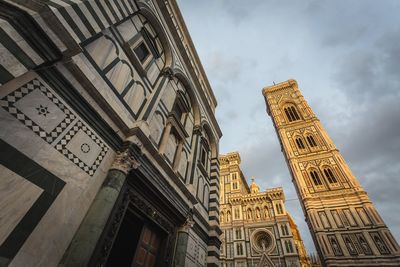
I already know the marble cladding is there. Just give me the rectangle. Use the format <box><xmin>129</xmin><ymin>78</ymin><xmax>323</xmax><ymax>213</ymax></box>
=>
<box><xmin>0</xmin><ymin>165</ymin><xmax>42</xmax><ymax>245</ymax></box>
<box><xmin>0</xmin><ymin>74</ymin><xmax>108</xmax><ymax>176</ymax></box>
<box><xmin>185</xmin><ymin>230</ymin><xmax>207</xmax><ymax>267</ymax></box>
<box><xmin>0</xmin><ymin>71</ymin><xmax>114</xmax><ymax>266</ymax></box>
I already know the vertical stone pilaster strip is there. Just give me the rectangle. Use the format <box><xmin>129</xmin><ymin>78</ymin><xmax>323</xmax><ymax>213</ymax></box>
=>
<box><xmin>60</xmin><ymin>142</ymin><xmax>141</xmax><ymax>267</ymax></box>
<box><xmin>173</xmin><ymin>213</ymin><xmax>195</xmax><ymax>267</ymax></box>
<box><xmin>207</xmin><ymin>157</ymin><xmax>221</xmax><ymax>267</ymax></box>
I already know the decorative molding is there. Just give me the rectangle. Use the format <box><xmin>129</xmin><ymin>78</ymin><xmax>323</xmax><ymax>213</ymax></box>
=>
<box><xmin>111</xmin><ymin>143</ymin><xmax>142</xmax><ymax>175</ymax></box>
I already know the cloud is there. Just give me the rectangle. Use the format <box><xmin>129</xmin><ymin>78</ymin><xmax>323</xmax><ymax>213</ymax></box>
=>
<box><xmin>177</xmin><ymin>0</ymin><xmax>400</xmax><ymax>255</ymax></box>
<box><xmin>207</xmin><ymin>52</ymin><xmax>243</xmax><ymax>81</ymax></box>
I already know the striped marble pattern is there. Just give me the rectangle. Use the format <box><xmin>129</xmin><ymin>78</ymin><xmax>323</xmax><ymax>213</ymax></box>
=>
<box><xmin>0</xmin><ymin>164</ymin><xmax>42</xmax><ymax>246</ymax></box>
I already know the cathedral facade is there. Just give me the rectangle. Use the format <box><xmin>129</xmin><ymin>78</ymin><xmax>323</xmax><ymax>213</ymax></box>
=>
<box><xmin>219</xmin><ymin>152</ymin><xmax>309</xmax><ymax>267</ymax></box>
<box><xmin>262</xmin><ymin>80</ymin><xmax>400</xmax><ymax>266</ymax></box>
<box><xmin>0</xmin><ymin>0</ymin><xmax>221</xmax><ymax>266</ymax></box>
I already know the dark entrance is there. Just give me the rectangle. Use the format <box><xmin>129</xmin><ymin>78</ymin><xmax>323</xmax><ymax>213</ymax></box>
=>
<box><xmin>105</xmin><ymin>208</ymin><xmax>165</xmax><ymax>267</ymax></box>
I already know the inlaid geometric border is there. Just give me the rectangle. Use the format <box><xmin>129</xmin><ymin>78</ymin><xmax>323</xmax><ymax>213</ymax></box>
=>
<box><xmin>0</xmin><ymin>78</ymin><xmax>75</xmax><ymax>144</ymax></box>
<box><xmin>0</xmin><ymin>78</ymin><xmax>109</xmax><ymax>176</ymax></box>
<box><xmin>0</xmin><ymin>139</ymin><xmax>65</xmax><ymax>265</ymax></box>
<box><xmin>55</xmin><ymin>121</ymin><xmax>108</xmax><ymax>176</ymax></box>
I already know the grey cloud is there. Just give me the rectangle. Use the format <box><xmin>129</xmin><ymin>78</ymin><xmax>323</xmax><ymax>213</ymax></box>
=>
<box><xmin>178</xmin><ymin>0</ymin><xmax>400</xmax><ymax>254</ymax></box>
<box><xmin>207</xmin><ymin>52</ymin><xmax>242</xmax><ymax>81</ymax></box>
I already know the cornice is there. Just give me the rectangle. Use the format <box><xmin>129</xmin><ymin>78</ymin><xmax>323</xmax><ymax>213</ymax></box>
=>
<box><xmin>218</xmin><ymin>151</ymin><xmax>241</xmax><ymax>164</ymax></box>
<box><xmin>262</xmin><ymin>79</ymin><xmax>298</xmax><ymax>96</ymax></box>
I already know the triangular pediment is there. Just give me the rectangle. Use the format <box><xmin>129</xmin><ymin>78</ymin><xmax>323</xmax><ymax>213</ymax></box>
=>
<box><xmin>257</xmin><ymin>252</ymin><xmax>275</xmax><ymax>267</ymax></box>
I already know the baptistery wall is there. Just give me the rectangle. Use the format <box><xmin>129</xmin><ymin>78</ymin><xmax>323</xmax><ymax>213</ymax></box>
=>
<box><xmin>0</xmin><ymin>0</ymin><xmax>221</xmax><ymax>266</ymax></box>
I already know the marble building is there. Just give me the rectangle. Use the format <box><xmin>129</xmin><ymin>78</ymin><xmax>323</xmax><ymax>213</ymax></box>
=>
<box><xmin>219</xmin><ymin>152</ymin><xmax>309</xmax><ymax>267</ymax></box>
<box><xmin>263</xmin><ymin>80</ymin><xmax>400</xmax><ymax>266</ymax></box>
<box><xmin>0</xmin><ymin>0</ymin><xmax>222</xmax><ymax>266</ymax></box>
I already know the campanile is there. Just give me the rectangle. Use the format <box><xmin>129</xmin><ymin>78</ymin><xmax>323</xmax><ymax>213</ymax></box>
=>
<box><xmin>262</xmin><ymin>79</ymin><xmax>400</xmax><ymax>266</ymax></box>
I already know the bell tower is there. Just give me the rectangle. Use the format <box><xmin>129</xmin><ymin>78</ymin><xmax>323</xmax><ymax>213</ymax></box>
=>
<box><xmin>262</xmin><ymin>79</ymin><xmax>400</xmax><ymax>266</ymax></box>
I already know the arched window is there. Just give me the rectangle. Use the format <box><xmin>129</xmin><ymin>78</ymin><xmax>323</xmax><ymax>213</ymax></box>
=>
<box><xmin>232</xmin><ymin>182</ymin><xmax>238</xmax><ymax>190</ymax></box>
<box><xmin>306</xmin><ymin>135</ymin><xmax>317</xmax><ymax>147</ymax></box>
<box><xmin>220</xmin><ymin>211</ymin><xmax>224</xmax><ymax>223</ymax></box>
<box><xmin>247</xmin><ymin>208</ymin><xmax>252</xmax><ymax>220</ymax></box>
<box><xmin>237</xmin><ymin>243</ymin><xmax>244</xmax><ymax>255</ymax></box>
<box><xmin>288</xmin><ymin>241</ymin><xmax>294</xmax><ymax>253</ymax></box>
<box><xmin>227</xmin><ymin>211</ymin><xmax>231</xmax><ymax>222</ymax></box>
<box><xmin>281</xmin><ymin>224</ymin><xmax>289</xmax><ymax>235</ymax></box>
<box><xmin>256</xmin><ymin>207</ymin><xmax>261</xmax><ymax>218</ymax></box>
<box><xmin>235</xmin><ymin>228</ymin><xmax>242</xmax><ymax>239</ymax></box>
<box><xmin>234</xmin><ymin>208</ymin><xmax>240</xmax><ymax>219</ymax></box>
<box><xmin>263</xmin><ymin>206</ymin><xmax>269</xmax><ymax>218</ymax></box>
<box><xmin>276</xmin><ymin>203</ymin><xmax>283</xmax><ymax>214</ymax></box>
<box><xmin>323</xmin><ymin>168</ymin><xmax>338</xmax><ymax>183</ymax></box>
<box><xmin>295</xmin><ymin>138</ymin><xmax>305</xmax><ymax>149</ymax></box>
<box><xmin>285</xmin><ymin>241</ymin><xmax>294</xmax><ymax>253</ymax></box>
<box><xmin>284</xmin><ymin>105</ymin><xmax>301</xmax><ymax>122</ymax></box>
<box><xmin>310</xmin><ymin>170</ymin><xmax>323</xmax><ymax>186</ymax></box>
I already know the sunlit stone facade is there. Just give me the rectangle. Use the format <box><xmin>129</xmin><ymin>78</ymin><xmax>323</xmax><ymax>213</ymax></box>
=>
<box><xmin>263</xmin><ymin>80</ymin><xmax>400</xmax><ymax>266</ymax></box>
<box><xmin>0</xmin><ymin>1</ymin><xmax>221</xmax><ymax>266</ymax></box>
<box><xmin>219</xmin><ymin>152</ymin><xmax>307</xmax><ymax>267</ymax></box>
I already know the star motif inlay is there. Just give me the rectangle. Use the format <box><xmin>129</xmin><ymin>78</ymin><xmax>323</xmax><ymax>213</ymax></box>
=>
<box><xmin>36</xmin><ymin>104</ymin><xmax>49</xmax><ymax>117</ymax></box>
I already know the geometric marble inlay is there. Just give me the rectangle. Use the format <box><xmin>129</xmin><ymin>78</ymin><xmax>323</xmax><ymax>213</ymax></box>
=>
<box><xmin>14</xmin><ymin>89</ymin><xmax>66</xmax><ymax>134</ymax></box>
<box><xmin>0</xmin><ymin>78</ymin><xmax>109</xmax><ymax>176</ymax></box>
<box><xmin>56</xmin><ymin>121</ymin><xmax>108</xmax><ymax>176</ymax></box>
<box><xmin>0</xmin><ymin>78</ymin><xmax>75</xmax><ymax>144</ymax></box>
<box><xmin>66</xmin><ymin>129</ymin><xmax>101</xmax><ymax>167</ymax></box>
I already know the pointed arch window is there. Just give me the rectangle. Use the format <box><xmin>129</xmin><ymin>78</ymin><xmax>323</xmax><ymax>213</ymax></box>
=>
<box><xmin>324</xmin><ymin>168</ymin><xmax>338</xmax><ymax>183</ymax></box>
<box><xmin>247</xmin><ymin>208</ymin><xmax>252</xmax><ymax>220</ymax></box>
<box><xmin>235</xmin><ymin>228</ymin><xmax>242</xmax><ymax>239</ymax></box>
<box><xmin>234</xmin><ymin>208</ymin><xmax>240</xmax><ymax>219</ymax></box>
<box><xmin>255</xmin><ymin>207</ymin><xmax>261</xmax><ymax>218</ymax></box>
<box><xmin>236</xmin><ymin>243</ymin><xmax>244</xmax><ymax>255</ymax></box>
<box><xmin>285</xmin><ymin>240</ymin><xmax>294</xmax><ymax>253</ymax></box>
<box><xmin>310</xmin><ymin>170</ymin><xmax>323</xmax><ymax>186</ymax></box>
<box><xmin>295</xmin><ymin>138</ymin><xmax>305</xmax><ymax>149</ymax></box>
<box><xmin>276</xmin><ymin>203</ymin><xmax>283</xmax><ymax>214</ymax></box>
<box><xmin>306</xmin><ymin>135</ymin><xmax>317</xmax><ymax>147</ymax></box>
<box><xmin>284</xmin><ymin>105</ymin><xmax>301</xmax><ymax>122</ymax></box>
<box><xmin>281</xmin><ymin>224</ymin><xmax>289</xmax><ymax>236</ymax></box>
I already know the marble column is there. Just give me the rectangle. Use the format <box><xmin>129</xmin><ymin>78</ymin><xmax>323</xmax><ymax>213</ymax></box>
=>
<box><xmin>158</xmin><ymin>122</ymin><xmax>172</xmax><ymax>154</ymax></box>
<box><xmin>61</xmin><ymin>142</ymin><xmax>141</xmax><ymax>267</ymax></box>
<box><xmin>173</xmin><ymin>139</ymin><xmax>184</xmax><ymax>171</ymax></box>
<box><xmin>173</xmin><ymin>213</ymin><xmax>195</xmax><ymax>267</ymax></box>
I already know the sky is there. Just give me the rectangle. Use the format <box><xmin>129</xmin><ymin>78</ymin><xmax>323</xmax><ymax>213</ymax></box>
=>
<box><xmin>176</xmin><ymin>0</ymin><xmax>400</xmax><ymax>255</ymax></box>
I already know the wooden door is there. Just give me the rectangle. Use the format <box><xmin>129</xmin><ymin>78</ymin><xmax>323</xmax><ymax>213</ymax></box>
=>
<box><xmin>131</xmin><ymin>225</ymin><xmax>161</xmax><ymax>267</ymax></box>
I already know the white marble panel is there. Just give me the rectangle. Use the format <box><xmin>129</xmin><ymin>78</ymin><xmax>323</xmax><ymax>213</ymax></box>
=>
<box><xmin>164</xmin><ymin>134</ymin><xmax>177</xmax><ymax>163</ymax></box>
<box><xmin>131</xmin><ymin>15</ymin><xmax>143</xmax><ymax>30</ymax></box>
<box><xmin>147</xmin><ymin>62</ymin><xmax>159</xmax><ymax>85</ymax></box>
<box><xmin>0</xmin><ymin>165</ymin><xmax>42</xmax><ymax>245</ymax></box>
<box><xmin>124</xmin><ymin>83</ymin><xmax>145</xmax><ymax>114</ymax></box>
<box><xmin>149</xmin><ymin>111</ymin><xmax>164</xmax><ymax>144</ymax></box>
<box><xmin>65</xmin><ymin>129</ymin><xmax>101</xmax><ymax>166</ymax></box>
<box><xmin>85</xmin><ymin>35</ymin><xmax>118</xmax><ymax>70</ymax></box>
<box><xmin>0</xmin><ymin>43</ymin><xmax>27</xmax><ymax>78</ymax></box>
<box><xmin>14</xmin><ymin>89</ymin><xmax>66</xmax><ymax>133</ymax></box>
<box><xmin>106</xmin><ymin>61</ymin><xmax>133</xmax><ymax>93</ymax></box>
<box><xmin>161</xmin><ymin>82</ymin><xmax>176</xmax><ymax>112</ymax></box>
<box><xmin>117</xmin><ymin>19</ymin><xmax>138</xmax><ymax>42</ymax></box>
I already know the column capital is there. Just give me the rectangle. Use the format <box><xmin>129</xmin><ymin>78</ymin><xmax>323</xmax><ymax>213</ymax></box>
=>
<box><xmin>193</xmin><ymin>125</ymin><xmax>203</xmax><ymax>136</ymax></box>
<box><xmin>181</xmin><ymin>211</ymin><xmax>195</xmax><ymax>232</ymax></box>
<box><xmin>111</xmin><ymin>141</ymin><xmax>142</xmax><ymax>175</ymax></box>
